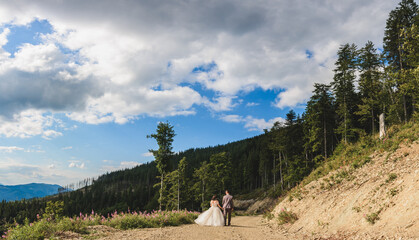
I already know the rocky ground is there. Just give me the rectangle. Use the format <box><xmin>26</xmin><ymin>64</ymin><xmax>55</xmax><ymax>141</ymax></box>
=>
<box><xmin>271</xmin><ymin>141</ymin><xmax>419</xmax><ymax>239</ymax></box>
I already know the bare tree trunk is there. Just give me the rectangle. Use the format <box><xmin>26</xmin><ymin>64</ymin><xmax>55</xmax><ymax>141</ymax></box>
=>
<box><xmin>386</xmin><ymin>86</ymin><xmax>402</xmax><ymax>122</ymax></box>
<box><xmin>279</xmin><ymin>151</ymin><xmax>283</xmax><ymax>191</ymax></box>
<box><xmin>403</xmin><ymin>95</ymin><xmax>407</xmax><ymax>123</ymax></box>
<box><xmin>177</xmin><ymin>175</ymin><xmax>180</xmax><ymax>211</ymax></box>
<box><xmin>273</xmin><ymin>154</ymin><xmax>276</xmax><ymax>189</ymax></box>
<box><xmin>324</xmin><ymin>117</ymin><xmax>327</xmax><ymax>159</ymax></box>
<box><xmin>285</xmin><ymin>154</ymin><xmax>289</xmax><ymax>189</ymax></box>
<box><xmin>344</xmin><ymin>98</ymin><xmax>347</xmax><ymax>144</ymax></box>
<box><xmin>264</xmin><ymin>165</ymin><xmax>267</xmax><ymax>188</ymax></box>
<box><xmin>380</xmin><ymin>113</ymin><xmax>386</xmax><ymax>139</ymax></box>
<box><xmin>398</xmin><ymin>36</ymin><xmax>407</xmax><ymax>124</ymax></box>
<box><xmin>160</xmin><ymin>173</ymin><xmax>163</xmax><ymax>211</ymax></box>
<box><xmin>372</xmin><ymin>108</ymin><xmax>375</xmax><ymax>134</ymax></box>
<box><xmin>202</xmin><ymin>179</ymin><xmax>205</xmax><ymax>208</ymax></box>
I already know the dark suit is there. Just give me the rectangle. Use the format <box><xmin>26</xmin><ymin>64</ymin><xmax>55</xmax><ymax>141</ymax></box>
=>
<box><xmin>222</xmin><ymin>194</ymin><xmax>234</xmax><ymax>226</ymax></box>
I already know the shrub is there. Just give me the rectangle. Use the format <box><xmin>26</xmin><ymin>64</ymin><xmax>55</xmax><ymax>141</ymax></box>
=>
<box><xmin>277</xmin><ymin>208</ymin><xmax>298</xmax><ymax>225</ymax></box>
<box><xmin>386</xmin><ymin>173</ymin><xmax>397</xmax><ymax>183</ymax></box>
<box><xmin>388</xmin><ymin>188</ymin><xmax>399</xmax><ymax>197</ymax></box>
<box><xmin>352</xmin><ymin>206</ymin><xmax>361</xmax><ymax>213</ymax></box>
<box><xmin>5</xmin><ymin>219</ymin><xmax>55</xmax><ymax>240</ymax></box>
<box><xmin>365</xmin><ymin>209</ymin><xmax>381</xmax><ymax>224</ymax></box>
<box><xmin>3</xmin><ymin>210</ymin><xmax>199</xmax><ymax>239</ymax></box>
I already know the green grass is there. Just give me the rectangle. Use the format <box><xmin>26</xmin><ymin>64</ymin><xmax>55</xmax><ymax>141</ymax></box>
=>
<box><xmin>300</xmin><ymin>122</ymin><xmax>418</xmax><ymax>188</ymax></box>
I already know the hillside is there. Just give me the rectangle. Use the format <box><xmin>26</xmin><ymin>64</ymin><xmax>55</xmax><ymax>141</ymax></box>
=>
<box><xmin>269</xmin><ymin>123</ymin><xmax>419</xmax><ymax>239</ymax></box>
<box><xmin>0</xmin><ymin>132</ymin><xmax>286</xmax><ymax>228</ymax></box>
<box><xmin>0</xmin><ymin>183</ymin><xmax>62</xmax><ymax>202</ymax></box>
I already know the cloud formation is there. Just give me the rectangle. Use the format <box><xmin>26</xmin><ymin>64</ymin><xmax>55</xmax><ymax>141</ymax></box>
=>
<box><xmin>0</xmin><ymin>0</ymin><xmax>399</xmax><ymax>137</ymax></box>
<box><xmin>0</xmin><ymin>146</ymin><xmax>24</xmax><ymax>153</ymax></box>
<box><xmin>68</xmin><ymin>161</ymin><xmax>85</xmax><ymax>169</ymax></box>
<box><xmin>220</xmin><ymin>114</ymin><xmax>285</xmax><ymax>131</ymax></box>
<box><xmin>0</xmin><ymin>157</ymin><xmax>82</xmax><ymax>185</ymax></box>
<box><xmin>100</xmin><ymin>161</ymin><xmax>143</xmax><ymax>172</ymax></box>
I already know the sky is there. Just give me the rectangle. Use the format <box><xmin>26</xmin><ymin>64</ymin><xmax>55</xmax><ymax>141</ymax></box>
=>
<box><xmin>0</xmin><ymin>0</ymin><xmax>401</xmax><ymax>186</ymax></box>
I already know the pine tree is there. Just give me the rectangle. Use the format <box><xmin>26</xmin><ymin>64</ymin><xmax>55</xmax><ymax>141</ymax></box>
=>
<box><xmin>400</xmin><ymin>23</ymin><xmax>419</xmax><ymax>119</ymax></box>
<box><xmin>147</xmin><ymin>121</ymin><xmax>176</xmax><ymax>210</ymax></box>
<box><xmin>208</xmin><ymin>152</ymin><xmax>232</xmax><ymax>196</ymax></box>
<box><xmin>331</xmin><ymin>43</ymin><xmax>359</xmax><ymax>143</ymax></box>
<box><xmin>304</xmin><ymin>84</ymin><xmax>335</xmax><ymax>161</ymax></box>
<box><xmin>383</xmin><ymin>0</ymin><xmax>418</xmax><ymax>122</ymax></box>
<box><xmin>193</xmin><ymin>161</ymin><xmax>210</xmax><ymax>210</ymax></box>
<box><xmin>356</xmin><ymin>41</ymin><xmax>382</xmax><ymax>134</ymax></box>
<box><xmin>383</xmin><ymin>0</ymin><xmax>418</xmax><ymax>71</ymax></box>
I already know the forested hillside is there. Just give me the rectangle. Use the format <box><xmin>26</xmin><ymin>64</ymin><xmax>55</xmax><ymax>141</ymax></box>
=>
<box><xmin>0</xmin><ymin>0</ymin><xmax>418</xmax><ymax>236</ymax></box>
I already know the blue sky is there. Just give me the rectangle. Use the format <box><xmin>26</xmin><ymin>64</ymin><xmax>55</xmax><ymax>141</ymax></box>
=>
<box><xmin>0</xmin><ymin>0</ymin><xmax>399</xmax><ymax>186</ymax></box>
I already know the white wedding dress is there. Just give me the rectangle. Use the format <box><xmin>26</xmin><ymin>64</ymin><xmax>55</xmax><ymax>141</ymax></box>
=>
<box><xmin>194</xmin><ymin>200</ymin><xmax>225</xmax><ymax>226</ymax></box>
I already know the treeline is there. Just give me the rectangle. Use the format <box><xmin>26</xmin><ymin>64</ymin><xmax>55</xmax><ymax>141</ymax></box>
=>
<box><xmin>0</xmin><ymin>0</ymin><xmax>418</xmax><ymax>232</ymax></box>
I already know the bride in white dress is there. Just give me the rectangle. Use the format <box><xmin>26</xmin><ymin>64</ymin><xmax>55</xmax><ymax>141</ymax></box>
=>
<box><xmin>194</xmin><ymin>195</ymin><xmax>225</xmax><ymax>226</ymax></box>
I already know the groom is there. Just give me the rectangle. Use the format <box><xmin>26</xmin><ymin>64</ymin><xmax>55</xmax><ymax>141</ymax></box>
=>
<box><xmin>222</xmin><ymin>189</ymin><xmax>234</xmax><ymax>226</ymax></box>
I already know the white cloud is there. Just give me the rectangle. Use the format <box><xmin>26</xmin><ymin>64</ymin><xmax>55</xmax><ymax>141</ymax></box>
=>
<box><xmin>0</xmin><ymin>109</ymin><xmax>58</xmax><ymax>138</ymax></box>
<box><xmin>203</xmin><ymin>95</ymin><xmax>237</xmax><ymax>112</ymax></box>
<box><xmin>0</xmin><ymin>146</ymin><xmax>24</xmax><ymax>153</ymax></box>
<box><xmin>220</xmin><ymin>114</ymin><xmax>285</xmax><ymax>132</ymax></box>
<box><xmin>243</xmin><ymin>116</ymin><xmax>285</xmax><ymax>132</ymax></box>
<box><xmin>61</xmin><ymin>146</ymin><xmax>72</xmax><ymax>150</ymax></box>
<box><xmin>42</xmin><ymin>129</ymin><xmax>63</xmax><ymax>140</ymax></box>
<box><xmin>0</xmin><ymin>28</ymin><xmax>10</xmax><ymax>47</ymax></box>
<box><xmin>0</xmin><ymin>0</ymin><xmax>400</xmax><ymax>136</ymax></box>
<box><xmin>246</xmin><ymin>102</ymin><xmax>259</xmax><ymax>107</ymax></box>
<box><xmin>220</xmin><ymin>114</ymin><xmax>243</xmax><ymax>123</ymax></box>
<box><xmin>24</xmin><ymin>145</ymin><xmax>45</xmax><ymax>153</ymax></box>
<box><xmin>142</xmin><ymin>152</ymin><xmax>153</xmax><ymax>157</ymax></box>
<box><xmin>100</xmin><ymin>161</ymin><xmax>142</xmax><ymax>172</ymax></box>
<box><xmin>275</xmin><ymin>87</ymin><xmax>309</xmax><ymax>109</ymax></box>
<box><xmin>68</xmin><ymin>161</ymin><xmax>85</xmax><ymax>169</ymax></box>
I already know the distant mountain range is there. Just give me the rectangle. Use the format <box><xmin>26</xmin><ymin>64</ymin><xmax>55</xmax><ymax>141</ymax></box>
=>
<box><xmin>0</xmin><ymin>183</ymin><xmax>62</xmax><ymax>202</ymax></box>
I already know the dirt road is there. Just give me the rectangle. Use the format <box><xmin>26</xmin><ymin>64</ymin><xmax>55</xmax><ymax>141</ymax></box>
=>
<box><xmin>96</xmin><ymin>216</ymin><xmax>294</xmax><ymax>240</ymax></box>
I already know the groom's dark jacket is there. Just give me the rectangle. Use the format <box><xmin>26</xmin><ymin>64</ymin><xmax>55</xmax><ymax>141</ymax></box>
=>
<box><xmin>222</xmin><ymin>194</ymin><xmax>234</xmax><ymax>209</ymax></box>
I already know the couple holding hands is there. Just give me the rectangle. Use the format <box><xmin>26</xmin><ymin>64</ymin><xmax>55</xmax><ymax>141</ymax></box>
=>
<box><xmin>194</xmin><ymin>189</ymin><xmax>234</xmax><ymax>227</ymax></box>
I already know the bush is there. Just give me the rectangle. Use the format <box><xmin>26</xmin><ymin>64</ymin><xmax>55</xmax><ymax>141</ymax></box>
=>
<box><xmin>386</xmin><ymin>173</ymin><xmax>397</xmax><ymax>183</ymax></box>
<box><xmin>104</xmin><ymin>210</ymin><xmax>198</xmax><ymax>229</ymax></box>
<box><xmin>5</xmin><ymin>219</ymin><xmax>55</xmax><ymax>240</ymax></box>
<box><xmin>277</xmin><ymin>208</ymin><xmax>298</xmax><ymax>225</ymax></box>
<box><xmin>3</xmin><ymin>210</ymin><xmax>199</xmax><ymax>239</ymax></box>
<box><xmin>365</xmin><ymin>210</ymin><xmax>381</xmax><ymax>224</ymax></box>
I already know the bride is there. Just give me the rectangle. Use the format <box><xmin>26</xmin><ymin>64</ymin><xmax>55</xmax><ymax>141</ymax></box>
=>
<box><xmin>194</xmin><ymin>195</ymin><xmax>225</xmax><ymax>226</ymax></box>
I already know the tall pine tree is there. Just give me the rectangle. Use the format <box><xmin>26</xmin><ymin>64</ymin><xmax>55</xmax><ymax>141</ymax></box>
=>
<box><xmin>383</xmin><ymin>0</ymin><xmax>418</xmax><ymax>122</ymax></box>
<box><xmin>147</xmin><ymin>121</ymin><xmax>176</xmax><ymax>210</ymax></box>
<box><xmin>304</xmin><ymin>84</ymin><xmax>335</xmax><ymax>161</ymax></box>
<box><xmin>356</xmin><ymin>41</ymin><xmax>382</xmax><ymax>134</ymax></box>
<box><xmin>331</xmin><ymin>43</ymin><xmax>359</xmax><ymax>143</ymax></box>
